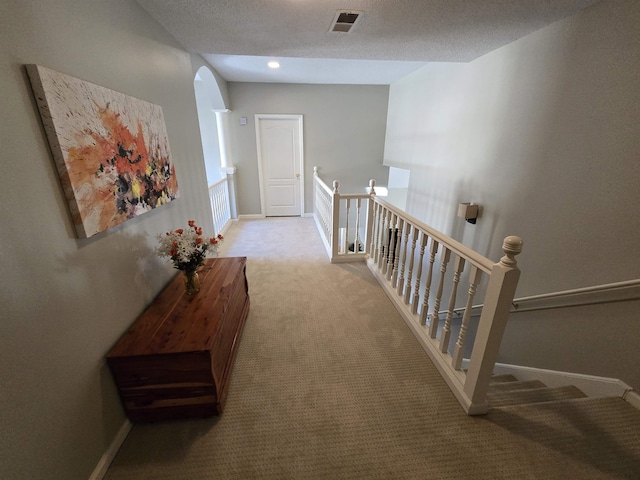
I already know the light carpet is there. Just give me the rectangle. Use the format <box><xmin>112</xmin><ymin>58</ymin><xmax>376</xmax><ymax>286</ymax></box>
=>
<box><xmin>104</xmin><ymin>217</ymin><xmax>640</xmax><ymax>480</ymax></box>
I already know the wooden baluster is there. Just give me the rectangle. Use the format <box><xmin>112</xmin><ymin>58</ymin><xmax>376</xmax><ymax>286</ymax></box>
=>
<box><xmin>402</xmin><ymin>226</ymin><xmax>419</xmax><ymax>303</ymax></box>
<box><xmin>331</xmin><ymin>181</ymin><xmax>340</xmax><ymax>259</ymax></box>
<box><xmin>371</xmin><ymin>201</ymin><xmax>381</xmax><ymax>261</ymax></box>
<box><xmin>344</xmin><ymin>198</ymin><xmax>351</xmax><ymax>255</ymax></box>
<box><xmin>365</xmin><ymin>180</ymin><xmax>376</xmax><ymax>256</ymax></box>
<box><xmin>319</xmin><ymin>185</ymin><xmax>329</xmax><ymax>239</ymax></box>
<box><xmin>440</xmin><ymin>255</ymin><xmax>465</xmax><ymax>353</ymax></box>
<box><xmin>426</xmin><ymin>245</ymin><xmax>449</xmax><ymax>334</ymax></box>
<box><xmin>353</xmin><ymin>198</ymin><xmax>362</xmax><ymax>253</ymax></box>
<box><xmin>214</xmin><ymin>185</ymin><xmax>220</xmax><ymax>232</ymax></box>
<box><xmin>386</xmin><ymin>213</ymin><xmax>398</xmax><ymax>281</ymax></box>
<box><xmin>324</xmin><ymin>190</ymin><xmax>331</xmax><ymax>238</ymax></box>
<box><xmin>379</xmin><ymin>207</ymin><xmax>390</xmax><ymax>272</ymax></box>
<box><xmin>391</xmin><ymin>217</ymin><xmax>404</xmax><ymax>287</ymax></box>
<box><xmin>411</xmin><ymin>232</ymin><xmax>428</xmax><ymax>315</ymax></box>
<box><xmin>396</xmin><ymin>221</ymin><xmax>411</xmax><ymax>294</ymax></box>
<box><xmin>420</xmin><ymin>239</ymin><xmax>441</xmax><ymax>327</ymax></box>
<box><xmin>393</xmin><ymin>219</ymin><xmax>404</xmax><ymax>285</ymax></box>
<box><xmin>452</xmin><ymin>266</ymin><xmax>483</xmax><ymax>370</ymax></box>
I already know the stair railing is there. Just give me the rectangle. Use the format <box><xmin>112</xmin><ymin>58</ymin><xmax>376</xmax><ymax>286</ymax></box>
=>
<box><xmin>208</xmin><ymin>177</ymin><xmax>231</xmax><ymax>235</ymax></box>
<box><xmin>313</xmin><ymin>169</ymin><xmax>523</xmax><ymax>414</ymax></box>
<box><xmin>313</xmin><ymin>167</ymin><xmax>375</xmax><ymax>263</ymax></box>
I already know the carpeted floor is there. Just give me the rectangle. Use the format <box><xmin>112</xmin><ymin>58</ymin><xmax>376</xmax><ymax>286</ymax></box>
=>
<box><xmin>104</xmin><ymin>217</ymin><xmax>640</xmax><ymax>480</ymax></box>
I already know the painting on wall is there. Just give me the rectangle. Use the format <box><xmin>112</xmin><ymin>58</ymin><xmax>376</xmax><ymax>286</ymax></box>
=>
<box><xmin>26</xmin><ymin>64</ymin><xmax>179</xmax><ymax>238</ymax></box>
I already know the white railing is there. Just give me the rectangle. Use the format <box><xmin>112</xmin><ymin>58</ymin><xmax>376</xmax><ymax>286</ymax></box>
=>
<box><xmin>313</xmin><ymin>167</ymin><xmax>375</xmax><ymax>263</ymax></box>
<box><xmin>511</xmin><ymin>279</ymin><xmax>640</xmax><ymax>313</ymax></box>
<box><xmin>443</xmin><ymin>278</ymin><xmax>640</xmax><ymax>317</ymax></box>
<box><xmin>208</xmin><ymin>177</ymin><xmax>231</xmax><ymax>235</ymax></box>
<box><xmin>313</xmin><ymin>169</ymin><xmax>523</xmax><ymax>415</ymax></box>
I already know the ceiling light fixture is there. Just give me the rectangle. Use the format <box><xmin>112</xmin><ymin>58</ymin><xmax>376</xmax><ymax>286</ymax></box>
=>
<box><xmin>268</xmin><ymin>61</ymin><xmax>280</xmax><ymax>69</ymax></box>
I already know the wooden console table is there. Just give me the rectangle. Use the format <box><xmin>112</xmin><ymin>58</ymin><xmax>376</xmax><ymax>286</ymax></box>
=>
<box><xmin>107</xmin><ymin>257</ymin><xmax>250</xmax><ymax>422</ymax></box>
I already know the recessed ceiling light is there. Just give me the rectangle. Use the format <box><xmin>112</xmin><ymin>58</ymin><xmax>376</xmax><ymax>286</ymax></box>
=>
<box><xmin>268</xmin><ymin>61</ymin><xmax>280</xmax><ymax>69</ymax></box>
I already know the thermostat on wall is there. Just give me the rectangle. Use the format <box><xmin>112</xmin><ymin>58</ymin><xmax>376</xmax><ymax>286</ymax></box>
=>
<box><xmin>239</xmin><ymin>117</ymin><xmax>247</xmax><ymax>125</ymax></box>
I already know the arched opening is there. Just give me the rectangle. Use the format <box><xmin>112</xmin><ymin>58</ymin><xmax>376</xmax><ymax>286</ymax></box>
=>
<box><xmin>193</xmin><ymin>65</ymin><xmax>237</xmax><ymax>231</ymax></box>
<box><xmin>194</xmin><ymin>66</ymin><xmax>225</xmax><ymax>184</ymax></box>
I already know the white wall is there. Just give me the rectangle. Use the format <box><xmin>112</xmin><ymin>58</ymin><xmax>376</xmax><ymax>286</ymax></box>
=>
<box><xmin>383</xmin><ymin>0</ymin><xmax>640</xmax><ymax>388</ymax></box>
<box><xmin>194</xmin><ymin>68</ymin><xmax>223</xmax><ymax>184</ymax></box>
<box><xmin>0</xmin><ymin>1</ymin><xmax>214</xmax><ymax>478</ymax></box>
<box><xmin>226</xmin><ymin>83</ymin><xmax>390</xmax><ymax>215</ymax></box>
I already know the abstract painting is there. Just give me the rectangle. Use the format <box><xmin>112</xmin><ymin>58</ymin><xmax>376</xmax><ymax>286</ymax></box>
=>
<box><xmin>26</xmin><ymin>65</ymin><xmax>179</xmax><ymax>238</ymax></box>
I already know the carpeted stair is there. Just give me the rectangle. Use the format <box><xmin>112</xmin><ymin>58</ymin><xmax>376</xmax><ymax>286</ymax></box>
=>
<box><xmin>487</xmin><ymin>374</ymin><xmax>590</xmax><ymax>409</ymax></box>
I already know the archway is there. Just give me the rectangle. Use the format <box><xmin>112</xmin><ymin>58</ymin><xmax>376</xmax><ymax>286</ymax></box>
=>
<box><xmin>194</xmin><ymin>66</ymin><xmax>225</xmax><ymax>184</ymax></box>
<box><xmin>193</xmin><ymin>65</ymin><xmax>238</xmax><ymax>226</ymax></box>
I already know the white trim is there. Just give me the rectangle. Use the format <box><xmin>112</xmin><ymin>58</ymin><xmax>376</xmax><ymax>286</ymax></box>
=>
<box><xmin>623</xmin><ymin>390</ymin><xmax>640</xmax><ymax>411</ymax></box>
<box><xmin>238</xmin><ymin>214</ymin><xmax>266</xmax><ymax>220</ymax></box>
<box><xmin>490</xmin><ymin>362</ymin><xmax>632</xmax><ymax>398</ymax></box>
<box><xmin>218</xmin><ymin>218</ymin><xmax>235</xmax><ymax>237</ymax></box>
<box><xmin>302</xmin><ymin>212</ymin><xmax>314</xmax><ymax>218</ymax></box>
<box><xmin>88</xmin><ymin>420</ymin><xmax>132</xmax><ymax>480</ymax></box>
<box><xmin>254</xmin><ymin>114</ymin><xmax>305</xmax><ymax>217</ymax></box>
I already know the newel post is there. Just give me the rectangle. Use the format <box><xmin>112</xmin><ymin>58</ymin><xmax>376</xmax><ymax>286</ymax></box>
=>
<box><xmin>365</xmin><ymin>179</ymin><xmax>376</xmax><ymax>257</ymax></box>
<box><xmin>331</xmin><ymin>180</ymin><xmax>340</xmax><ymax>259</ymax></box>
<box><xmin>463</xmin><ymin>236</ymin><xmax>523</xmax><ymax>411</ymax></box>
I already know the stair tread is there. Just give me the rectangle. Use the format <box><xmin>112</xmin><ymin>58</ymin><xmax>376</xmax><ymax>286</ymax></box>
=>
<box><xmin>489</xmin><ymin>374</ymin><xmax>519</xmax><ymax>384</ymax></box>
<box><xmin>488</xmin><ymin>385</ymin><xmax>587</xmax><ymax>408</ymax></box>
<box><xmin>489</xmin><ymin>396</ymin><xmax>640</xmax><ymax>425</ymax></box>
<box><xmin>488</xmin><ymin>379</ymin><xmax>547</xmax><ymax>392</ymax></box>
<box><xmin>486</xmin><ymin>396</ymin><xmax>640</xmax><ymax>450</ymax></box>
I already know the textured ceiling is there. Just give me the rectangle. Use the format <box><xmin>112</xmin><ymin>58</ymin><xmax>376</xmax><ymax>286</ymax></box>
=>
<box><xmin>136</xmin><ymin>0</ymin><xmax>601</xmax><ymax>84</ymax></box>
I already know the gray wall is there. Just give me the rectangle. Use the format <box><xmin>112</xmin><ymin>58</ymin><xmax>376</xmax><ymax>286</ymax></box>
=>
<box><xmin>0</xmin><ymin>1</ymin><xmax>214</xmax><ymax>478</ymax></box>
<box><xmin>383</xmin><ymin>0</ymin><xmax>640</xmax><ymax>388</ymax></box>
<box><xmin>226</xmin><ymin>83</ymin><xmax>390</xmax><ymax>215</ymax></box>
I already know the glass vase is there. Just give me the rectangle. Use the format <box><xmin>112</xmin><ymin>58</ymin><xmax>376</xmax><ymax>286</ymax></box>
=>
<box><xmin>183</xmin><ymin>270</ymin><xmax>200</xmax><ymax>295</ymax></box>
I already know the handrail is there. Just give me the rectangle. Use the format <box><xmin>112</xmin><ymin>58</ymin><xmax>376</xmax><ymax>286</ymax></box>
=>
<box><xmin>514</xmin><ymin>279</ymin><xmax>640</xmax><ymax>304</ymax></box>
<box><xmin>315</xmin><ymin>175</ymin><xmax>334</xmax><ymax>196</ymax></box>
<box><xmin>312</xmin><ymin>170</ymin><xmax>524</xmax><ymax>415</ymax></box>
<box><xmin>208</xmin><ymin>177</ymin><xmax>226</xmax><ymax>189</ymax></box>
<box><xmin>374</xmin><ymin>196</ymin><xmax>494</xmax><ymax>273</ymax></box>
<box><xmin>443</xmin><ymin>278</ymin><xmax>640</xmax><ymax>316</ymax></box>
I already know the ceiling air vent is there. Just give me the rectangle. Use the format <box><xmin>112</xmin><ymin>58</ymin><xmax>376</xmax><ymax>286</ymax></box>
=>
<box><xmin>329</xmin><ymin>10</ymin><xmax>363</xmax><ymax>33</ymax></box>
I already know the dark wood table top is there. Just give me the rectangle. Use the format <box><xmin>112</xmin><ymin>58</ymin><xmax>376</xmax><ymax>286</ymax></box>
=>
<box><xmin>107</xmin><ymin>257</ymin><xmax>247</xmax><ymax>357</ymax></box>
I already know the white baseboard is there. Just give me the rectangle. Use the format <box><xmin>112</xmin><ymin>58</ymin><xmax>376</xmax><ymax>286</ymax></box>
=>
<box><xmin>88</xmin><ymin>419</ymin><xmax>132</xmax><ymax>480</ymax></box>
<box><xmin>219</xmin><ymin>219</ymin><xmax>236</xmax><ymax>237</ymax></box>
<box><xmin>490</xmin><ymin>362</ymin><xmax>632</xmax><ymax>399</ymax></box>
<box><xmin>302</xmin><ymin>212</ymin><xmax>314</xmax><ymax>218</ymax></box>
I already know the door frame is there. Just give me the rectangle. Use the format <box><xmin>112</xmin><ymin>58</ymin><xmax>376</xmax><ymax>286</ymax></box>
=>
<box><xmin>255</xmin><ymin>114</ymin><xmax>305</xmax><ymax>217</ymax></box>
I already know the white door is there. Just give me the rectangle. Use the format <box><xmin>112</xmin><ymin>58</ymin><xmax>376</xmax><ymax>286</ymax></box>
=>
<box><xmin>255</xmin><ymin>114</ymin><xmax>304</xmax><ymax>216</ymax></box>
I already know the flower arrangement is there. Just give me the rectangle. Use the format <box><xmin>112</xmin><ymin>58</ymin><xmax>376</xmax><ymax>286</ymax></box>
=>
<box><xmin>156</xmin><ymin>220</ymin><xmax>224</xmax><ymax>273</ymax></box>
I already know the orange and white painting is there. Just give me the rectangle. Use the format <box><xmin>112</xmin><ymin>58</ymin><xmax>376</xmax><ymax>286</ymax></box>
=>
<box><xmin>26</xmin><ymin>65</ymin><xmax>179</xmax><ymax>238</ymax></box>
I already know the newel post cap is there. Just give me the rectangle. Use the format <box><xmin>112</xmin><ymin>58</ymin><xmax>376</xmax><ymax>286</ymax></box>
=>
<box><xmin>500</xmin><ymin>236</ymin><xmax>523</xmax><ymax>267</ymax></box>
<box><xmin>333</xmin><ymin>180</ymin><xmax>339</xmax><ymax>193</ymax></box>
<box><xmin>369</xmin><ymin>179</ymin><xmax>376</xmax><ymax>195</ymax></box>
